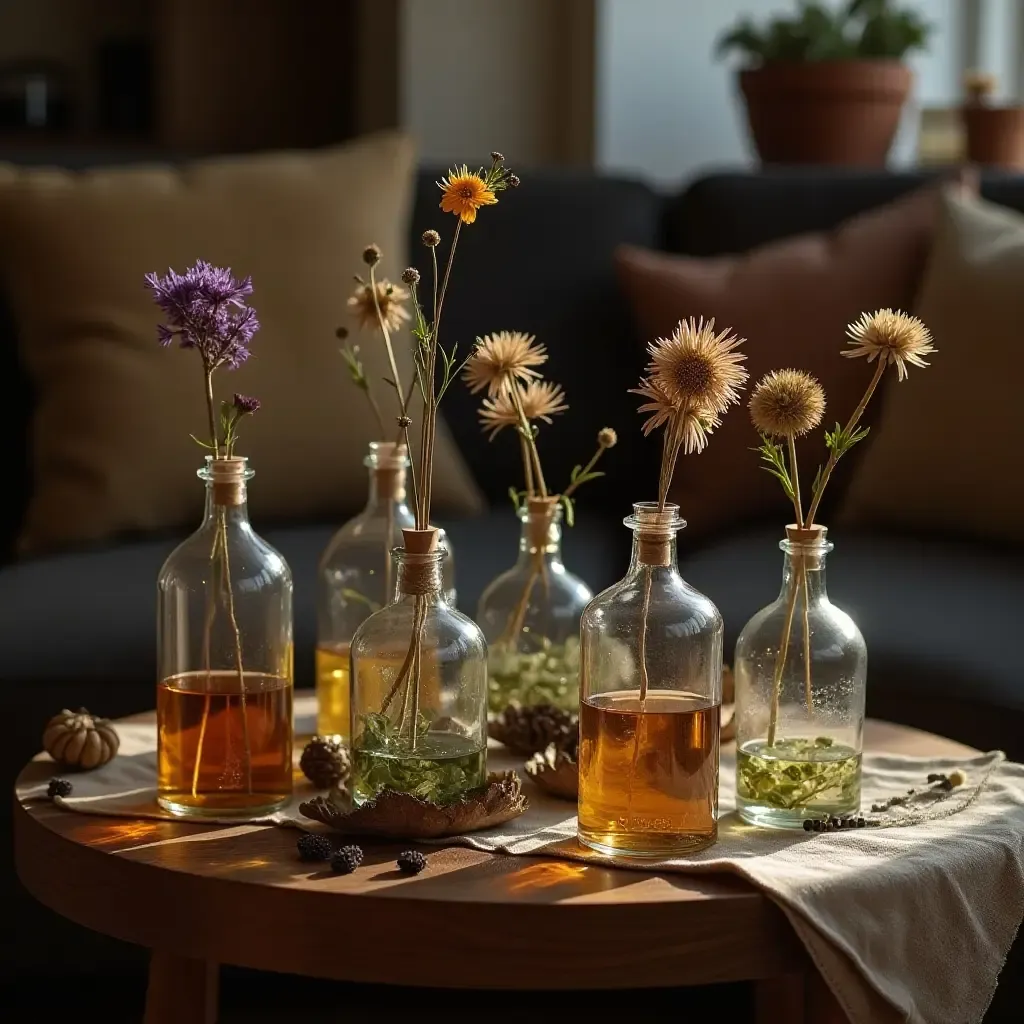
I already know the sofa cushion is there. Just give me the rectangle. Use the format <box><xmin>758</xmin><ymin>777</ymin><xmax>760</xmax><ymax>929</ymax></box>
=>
<box><xmin>0</xmin><ymin>133</ymin><xmax>483</xmax><ymax>556</ymax></box>
<box><xmin>842</xmin><ymin>190</ymin><xmax>1024</xmax><ymax>546</ymax></box>
<box><xmin>615</xmin><ymin>182</ymin><xmax>959</xmax><ymax>538</ymax></box>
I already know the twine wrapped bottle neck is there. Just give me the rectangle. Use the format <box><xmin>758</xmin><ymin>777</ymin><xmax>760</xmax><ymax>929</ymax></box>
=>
<box><xmin>396</xmin><ymin>552</ymin><xmax>444</xmax><ymax>597</ymax></box>
<box><xmin>519</xmin><ymin>497</ymin><xmax>562</xmax><ymax>556</ymax></box>
<box><xmin>626</xmin><ymin>502</ymin><xmax>685</xmax><ymax>568</ymax></box>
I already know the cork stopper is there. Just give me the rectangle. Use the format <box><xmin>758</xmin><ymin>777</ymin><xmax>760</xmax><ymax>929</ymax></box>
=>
<box><xmin>627</xmin><ymin>502</ymin><xmax>685</xmax><ymax>567</ymax></box>
<box><xmin>785</xmin><ymin>523</ymin><xmax>827</xmax><ymax>546</ymax></box>
<box><xmin>399</xmin><ymin>526</ymin><xmax>442</xmax><ymax>595</ymax></box>
<box><xmin>206</xmin><ymin>457</ymin><xmax>249</xmax><ymax>506</ymax></box>
<box><xmin>368</xmin><ymin>441</ymin><xmax>408</xmax><ymax>501</ymax></box>
<box><xmin>524</xmin><ymin>496</ymin><xmax>559</xmax><ymax>550</ymax></box>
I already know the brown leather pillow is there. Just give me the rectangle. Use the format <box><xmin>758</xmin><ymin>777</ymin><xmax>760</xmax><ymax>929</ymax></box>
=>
<box><xmin>615</xmin><ymin>182</ymin><xmax>965</xmax><ymax>538</ymax></box>
<box><xmin>841</xmin><ymin>190</ymin><xmax>1024</xmax><ymax>544</ymax></box>
<box><xmin>0</xmin><ymin>132</ymin><xmax>484</xmax><ymax>554</ymax></box>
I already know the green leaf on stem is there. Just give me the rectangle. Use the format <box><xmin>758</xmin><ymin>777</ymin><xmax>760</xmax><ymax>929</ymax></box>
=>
<box><xmin>754</xmin><ymin>435</ymin><xmax>795</xmax><ymax>502</ymax></box>
<box><xmin>558</xmin><ymin>493</ymin><xmax>576</xmax><ymax>528</ymax></box>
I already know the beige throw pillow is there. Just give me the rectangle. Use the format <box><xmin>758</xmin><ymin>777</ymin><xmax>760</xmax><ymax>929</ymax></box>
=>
<box><xmin>841</xmin><ymin>190</ymin><xmax>1024</xmax><ymax>544</ymax></box>
<box><xmin>0</xmin><ymin>133</ymin><xmax>483</xmax><ymax>553</ymax></box>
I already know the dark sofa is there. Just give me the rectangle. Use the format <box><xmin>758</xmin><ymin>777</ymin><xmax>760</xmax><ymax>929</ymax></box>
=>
<box><xmin>3</xmin><ymin>154</ymin><xmax>1024</xmax><ymax>1014</ymax></box>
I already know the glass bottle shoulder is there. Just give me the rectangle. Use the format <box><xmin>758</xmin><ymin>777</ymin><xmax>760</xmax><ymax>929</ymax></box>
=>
<box><xmin>582</xmin><ymin>567</ymin><xmax>722</xmax><ymax>633</ymax></box>
<box><xmin>158</xmin><ymin>522</ymin><xmax>291</xmax><ymax>591</ymax></box>
<box><xmin>352</xmin><ymin>596</ymin><xmax>485</xmax><ymax>657</ymax></box>
<box><xmin>736</xmin><ymin>592</ymin><xmax>863</xmax><ymax>651</ymax></box>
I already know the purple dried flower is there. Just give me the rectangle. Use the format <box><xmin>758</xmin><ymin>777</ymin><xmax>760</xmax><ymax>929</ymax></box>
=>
<box><xmin>233</xmin><ymin>394</ymin><xmax>261</xmax><ymax>415</ymax></box>
<box><xmin>145</xmin><ymin>260</ymin><xmax>259</xmax><ymax>371</ymax></box>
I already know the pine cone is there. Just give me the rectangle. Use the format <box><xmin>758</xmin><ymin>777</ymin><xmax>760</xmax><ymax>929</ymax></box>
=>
<box><xmin>300</xmin><ymin>736</ymin><xmax>351</xmax><ymax>790</ymax></box>
<box><xmin>488</xmin><ymin>702</ymin><xmax>578</xmax><ymax>756</ymax></box>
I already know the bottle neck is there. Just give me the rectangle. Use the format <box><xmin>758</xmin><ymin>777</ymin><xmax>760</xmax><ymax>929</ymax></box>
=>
<box><xmin>779</xmin><ymin>544</ymin><xmax>830</xmax><ymax>603</ymax></box>
<box><xmin>366</xmin><ymin>464</ymin><xmax>410</xmax><ymax>513</ymax></box>
<box><xmin>202</xmin><ymin>484</ymin><xmax>251</xmax><ymax>527</ymax></box>
<box><xmin>628</xmin><ymin>531</ymin><xmax>679</xmax><ymax>572</ymax></box>
<box><xmin>393</xmin><ymin>551</ymin><xmax>446</xmax><ymax>605</ymax></box>
<box><xmin>517</xmin><ymin>504</ymin><xmax>563</xmax><ymax>566</ymax></box>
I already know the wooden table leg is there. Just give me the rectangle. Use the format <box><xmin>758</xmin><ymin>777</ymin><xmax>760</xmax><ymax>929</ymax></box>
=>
<box><xmin>144</xmin><ymin>950</ymin><xmax>219</xmax><ymax>1024</ymax></box>
<box><xmin>755</xmin><ymin>971</ymin><xmax>852</xmax><ymax>1024</ymax></box>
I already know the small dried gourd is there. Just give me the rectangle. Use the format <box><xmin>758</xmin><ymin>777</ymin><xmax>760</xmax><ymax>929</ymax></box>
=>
<box><xmin>43</xmin><ymin>708</ymin><xmax>120</xmax><ymax>771</ymax></box>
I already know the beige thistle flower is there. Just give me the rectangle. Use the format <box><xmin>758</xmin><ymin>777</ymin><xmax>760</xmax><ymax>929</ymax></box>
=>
<box><xmin>463</xmin><ymin>330</ymin><xmax>548</xmax><ymax>396</ymax></box>
<box><xmin>478</xmin><ymin>380</ymin><xmax>568</xmax><ymax>439</ymax></box>
<box><xmin>348</xmin><ymin>279</ymin><xmax>410</xmax><ymax>333</ymax></box>
<box><xmin>631</xmin><ymin>378</ymin><xmax>720</xmax><ymax>455</ymax></box>
<box><xmin>843</xmin><ymin>308</ymin><xmax>935</xmax><ymax>381</ymax></box>
<box><xmin>598</xmin><ymin>427</ymin><xmax>618</xmax><ymax>449</ymax></box>
<box><xmin>646</xmin><ymin>317</ymin><xmax>748</xmax><ymax>418</ymax></box>
<box><xmin>749</xmin><ymin>369</ymin><xmax>826</xmax><ymax>438</ymax></box>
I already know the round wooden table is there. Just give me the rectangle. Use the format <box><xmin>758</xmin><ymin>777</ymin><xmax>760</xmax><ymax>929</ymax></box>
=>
<box><xmin>13</xmin><ymin>715</ymin><xmax>975</xmax><ymax>1024</ymax></box>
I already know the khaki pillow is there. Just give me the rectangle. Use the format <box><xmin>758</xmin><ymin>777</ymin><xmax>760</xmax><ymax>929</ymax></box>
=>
<box><xmin>615</xmin><ymin>182</ymin><xmax>962</xmax><ymax>538</ymax></box>
<box><xmin>841</xmin><ymin>191</ymin><xmax>1024</xmax><ymax>544</ymax></box>
<box><xmin>0</xmin><ymin>133</ymin><xmax>483</xmax><ymax>554</ymax></box>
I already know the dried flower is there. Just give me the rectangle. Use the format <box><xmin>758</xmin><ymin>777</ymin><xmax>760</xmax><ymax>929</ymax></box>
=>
<box><xmin>422</xmin><ymin>229</ymin><xmax>441</xmax><ymax>247</ymax></box>
<box><xmin>145</xmin><ymin>260</ymin><xmax>259</xmax><ymax>371</ymax></box>
<box><xmin>490</xmin><ymin>150</ymin><xmax>505</xmax><ymax>163</ymax></box>
<box><xmin>749</xmin><ymin>369</ymin><xmax>825</xmax><ymax>438</ymax></box>
<box><xmin>348</xmin><ymin>279</ymin><xmax>410</xmax><ymax>333</ymax></box>
<box><xmin>843</xmin><ymin>309</ymin><xmax>936</xmax><ymax>381</ymax></box>
<box><xmin>631</xmin><ymin>378</ymin><xmax>719</xmax><ymax>454</ymax></box>
<box><xmin>232</xmin><ymin>393</ymin><xmax>261</xmax><ymax>415</ymax></box>
<box><xmin>401</xmin><ymin>267</ymin><xmax>421</xmax><ymax>286</ymax></box>
<box><xmin>362</xmin><ymin>244</ymin><xmax>382</xmax><ymax>267</ymax></box>
<box><xmin>438</xmin><ymin>165</ymin><xmax>498</xmax><ymax>224</ymax></box>
<box><xmin>507</xmin><ymin>173</ymin><xmax>521</xmax><ymax>189</ymax></box>
<box><xmin>335</xmin><ymin>325</ymin><xmax>349</xmax><ymax>340</ymax></box>
<box><xmin>598</xmin><ymin>427</ymin><xmax>618</xmax><ymax>449</ymax></box>
<box><xmin>479</xmin><ymin>380</ymin><xmax>568</xmax><ymax>439</ymax></box>
<box><xmin>463</xmin><ymin>331</ymin><xmax>548</xmax><ymax>396</ymax></box>
<box><xmin>646</xmin><ymin>318</ymin><xmax>747</xmax><ymax>418</ymax></box>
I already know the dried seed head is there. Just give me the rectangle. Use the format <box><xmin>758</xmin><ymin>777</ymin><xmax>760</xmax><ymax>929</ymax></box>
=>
<box><xmin>335</xmin><ymin>325</ymin><xmax>349</xmax><ymax>340</ymax></box>
<box><xmin>422</xmin><ymin>229</ymin><xmax>441</xmax><ymax>248</ymax></box>
<box><xmin>843</xmin><ymin>308</ymin><xmax>936</xmax><ymax>381</ymax></box>
<box><xmin>362</xmin><ymin>244</ymin><xmax>382</xmax><ymax>267</ymax></box>
<box><xmin>507</xmin><ymin>173</ymin><xmax>521</xmax><ymax>188</ymax></box>
<box><xmin>401</xmin><ymin>267</ymin><xmax>421</xmax><ymax>286</ymax></box>
<box><xmin>749</xmin><ymin>369</ymin><xmax>826</xmax><ymax>437</ymax></box>
<box><xmin>598</xmin><ymin>427</ymin><xmax>618</xmax><ymax>449</ymax></box>
<box><xmin>490</xmin><ymin>151</ymin><xmax>505</xmax><ymax>163</ymax></box>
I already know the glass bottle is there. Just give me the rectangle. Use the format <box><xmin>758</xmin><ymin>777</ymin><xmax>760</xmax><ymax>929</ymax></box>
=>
<box><xmin>350</xmin><ymin>527</ymin><xmax>487</xmax><ymax>806</ymax></box>
<box><xmin>476</xmin><ymin>497</ymin><xmax>592</xmax><ymax>713</ymax></box>
<box><xmin>734</xmin><ymin>524</ymin><xmax>866</xmax><ymax>829</ymax></box>
<box><xmin>578</xmin><ymin>503</ymin><xmax>722</xmax><ymax>858</ymax></box>
<box><xmin>157</xmin><ymin>456</ymin><xmax>294</xmax><ymax>818</ymax></box>
<box><xmin>315</xmin><ymin>442</ymin><xmax>455</xmax><ymax>739</ymax></box>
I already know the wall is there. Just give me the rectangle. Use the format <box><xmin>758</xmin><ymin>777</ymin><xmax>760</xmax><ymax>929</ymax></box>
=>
<box><xmin>594</xmin><ymin>0</ymin><xmax>1007</xmax><ymax>187</ymax></box>
<box><xmin>399</xmin><ymin>0</ymin><xmax>594</xmax><ymax>167</ymax></box>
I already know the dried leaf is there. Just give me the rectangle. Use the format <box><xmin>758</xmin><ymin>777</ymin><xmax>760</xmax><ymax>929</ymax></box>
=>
<box><xmin>299</xmin><ymin>771</ymin><xmax>527</xmax><ymax>839</ymax></box>
<box><xmin>524</xmin><ymin>744</ymin><xmax>578</xmax><ymax>801</ymax></box>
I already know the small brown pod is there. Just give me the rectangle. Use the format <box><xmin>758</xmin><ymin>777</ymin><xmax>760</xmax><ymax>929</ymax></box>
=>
<box><xmin>43</xmin><ymin>708</ymin><xmax>120</xmax><ymax>771</ymax></box>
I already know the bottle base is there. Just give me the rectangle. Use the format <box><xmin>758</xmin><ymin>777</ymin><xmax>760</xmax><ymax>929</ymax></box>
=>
<box><xmin>736</xmin><ymin>798</ymin><xmax>860</xmax><ymax>830</ymax></box>
<box><xmin>577</xmin><ymin>827</ymin><xmax>717</xmax><ymax>859</ymax></box>
<box><xmin>158</xmin><ymin>793</ymin><xmax>290</xmax><ymax>819</ymax></box>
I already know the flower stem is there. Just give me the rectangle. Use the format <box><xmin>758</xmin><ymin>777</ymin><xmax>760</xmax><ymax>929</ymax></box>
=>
<box><xmin>786</xmin><ymin>434</ymin><xmax>804</xmax><ymax>528</ymax></box>
<box><xmin>519</xmin><ymin>433</ymin><xmax>535</xmax><ymax>498</ymax></box>
<box><xmin>204</xmin><ymin>368</ymin><xmax>220</xmax><ymax>459</ymax></box>
<box><xmin>561</xmin><ymin>442</ymin><xmax>609</xmax><ymax>500</ymax></box>
<box><xmin>801</xmin><ymin>564</ymin><xmax>813</xmax><ymax>716</ymax></box>
<box><xmin>766</xmin><ymin>569</ymin><xmax>801</xmax><ymax>748</ymax></box>
<box><xmin>192</xmin><ymin>523</ymin><xmax>222</xmax><ymax>798</ymax></box>
<box><xmin>806</xmin><ymin>359</ymin><xmax>886</xmax><ymax>526</ymax></box>
<box><xmin>509</xmin><ymin>384</ymin><xmax>547</xmax><ymax>498</ymax></box>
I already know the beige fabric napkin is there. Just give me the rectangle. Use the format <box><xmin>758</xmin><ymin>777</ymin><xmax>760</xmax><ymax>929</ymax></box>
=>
<box><xmin>18</xmin><ymin>695</ymin><xmax>1023</xmax><ymax>1024</ymax></box>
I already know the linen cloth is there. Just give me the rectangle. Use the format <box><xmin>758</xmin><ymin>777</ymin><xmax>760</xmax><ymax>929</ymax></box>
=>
<box><xmin>18</xmin><ymin>694</ymin><xmax>1024</xmax><ymax>1024</ymax></box>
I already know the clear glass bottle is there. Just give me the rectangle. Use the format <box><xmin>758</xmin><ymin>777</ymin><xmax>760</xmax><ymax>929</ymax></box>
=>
<box><xmin>476</xmin><ymin>498</ymin><xmax>592</xmax><ymax>713</ymax></box>
<box><xmin>734</xmin><ymin>524</ymin><xmax>866</xmax><ymax>829</ymax></box>
<box><xmin>315</xmin><ymin>442</ymin><xmax>455</xmax><ymax>739</ymax></box>
<box><xmin>157</xmin><ymin>456</ymin><xmax>294</xmax><ymax>818</ymax></box>
<box><xmin>349</xmin><ymin>528</ymin><xmax>487</xmax><ymax>806</ymax></box>
<box><xmin>577</xmin><ymin>503</ymin><xmax>722</xmax><ymax>858</ymax></box>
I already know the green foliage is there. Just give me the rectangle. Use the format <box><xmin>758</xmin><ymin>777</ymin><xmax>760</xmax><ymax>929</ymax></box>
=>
<box><xmin>754</xmin><ymin>435</ymin><xmax>796</xmax><ymax>502</ymax></box>
<box><xmin>737</xmin><ymin>737</ymin><xmax>861</xmax><ymax>811</ymax></box>
<box><xmin>825</xmin><ymin>421</ymin><xmax>870</xmax><ymax>460</ymax></box>
<box><xmin>338</xmin><ymin>589</ymin><xmax>380</xmax><ymax>614</ymax></box>
<box><xmin>558</xmin><ymin>493</ymin><xmax>575</xmax><ymax>528</ymax></box>
<box><xmin>717</xmin><ymin>0</ymin><xmax>930</xmax><ymax>64</ymax></box>
<box><xmin>353</xmin><ymin>712</ymin><xmax>486</xmax><ymax>804</ymax></box>
<box><xmin>340</xmin><ymin>342</ymin><xmax>370</xmax><ymax>392</ymax></box>
<box><xmin>567</xmin><ymin>463</ymin><xmax>604</xmax><ymax>492</ymax></box>
<box><xmin>488</xmin><ymin>638</ymin><xmax>580</xmax><ymax>712</ymax></box>
<box><xmin>508</xmin><ymin>487</ymin><xmax>526</xmax><ymax>513</ymax></box>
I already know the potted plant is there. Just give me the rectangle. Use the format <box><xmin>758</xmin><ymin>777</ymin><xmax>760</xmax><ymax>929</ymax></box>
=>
<box><xmin>718</xmin><ymin>0</ymin><xmax>931</xmax><ymax>166</ymax></box>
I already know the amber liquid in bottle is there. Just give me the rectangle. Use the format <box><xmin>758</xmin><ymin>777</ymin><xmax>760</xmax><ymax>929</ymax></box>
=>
<box><xmin>157</xmin><ymin>670</ymin><xmax>293</xmax><ymax>817</ymax></box>
<box><xmin>315</xmin><ymin>642</ymin><xmax>350</xmax><ymax>739</ymax></box>
<box><xmin>577</xmin><ymin>689</ymin><xmax>719</xmax><ymax>856</ymax></box>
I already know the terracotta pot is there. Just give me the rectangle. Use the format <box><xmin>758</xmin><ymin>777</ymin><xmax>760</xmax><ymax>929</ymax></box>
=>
<box><xmin>739</xmin><ymin>61</ymin><xmax>913</xmax><ymax>166</ymax></box>
<box><xmin>963</xmin><ymin>106</ymin><xmax>1024</xmax><ymax>169</ymax></box>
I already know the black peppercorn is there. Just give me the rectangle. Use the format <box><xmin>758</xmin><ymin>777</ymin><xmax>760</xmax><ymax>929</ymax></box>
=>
<box><xmin>396</xmin><ymin>850</ymin><xmax>427</xmax><ymax>875</ymax></box>
<box><xmin>297</xmin><ymin>833</ymin><xmax>333</xmax><ymax>863</ymax></box>
<box><xmin>47</xmin><ymin>778</ymin><xmax>73</xmax><ymax>800</ymax></box>
<box><xmin>330</xmin><ymin>845</ymin><xmax>364</xmax><ymax>875</ymax></box>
